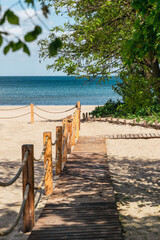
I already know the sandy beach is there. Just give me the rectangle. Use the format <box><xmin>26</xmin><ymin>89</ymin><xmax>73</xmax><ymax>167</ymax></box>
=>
<box><xmin>0</xmin><ymin>105</ymin><xmax>160</xmax><ymax>240</ymax></box>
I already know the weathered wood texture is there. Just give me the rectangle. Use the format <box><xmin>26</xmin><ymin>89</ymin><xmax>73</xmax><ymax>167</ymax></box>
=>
<box><xmin>62</xmin><ymin>119</ymin><xmax>68</xmax><ymax>163</ymax></box>
<box><xmin>56</xmin><ymin>126</ymin><xmax>62</xmax><ymax>175</ymax></box>
<box><xmin>43</xmin><ymin>132</ymin><xmax>53</xmax><ymax>195</ymax></box>
<box><xmin>22</xmin><ymin>145</ymin><xmax>35</xmax><ymax>233</ymax></box>
<box><xmin>28</xmin><ymin>137</ymin><xmax>122</xmax><ymax>240</ymax></box>
<box><xmin>77</xmin><ymin>101</ymin><xmax>81</xmax><ymax>130</ymax></box>
<box><xmin>106</xmin><ymin>133</ymin><xmax>160</xmax><ymax>139</ymax></box>
<box><xmin>67</xmin><ymin>119</ymin><xmax>72</xmax><ymax>154</ymax></box>
<box><xmin>71</xmin><ymin>113</ymin><xmax>76</xmax><ymax>146</ymax></box>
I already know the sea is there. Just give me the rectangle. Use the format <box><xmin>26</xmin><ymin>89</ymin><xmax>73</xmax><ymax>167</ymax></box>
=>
<box><xmin>0</xmin><ymin>76</ymin><xmax>120</xmax><ymax>105</ymax></box>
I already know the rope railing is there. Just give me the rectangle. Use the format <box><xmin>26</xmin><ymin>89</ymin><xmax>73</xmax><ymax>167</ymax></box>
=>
<box><xmin>0</xmin><ymin>105</ymin><xmax>30</xmax><ymax>111</ymax></box>
<box><xmin>0</xmin><ymin>102</ymin><xmax>79</xmax><ymax>124</ymax></box>
<box><xmin>0</xmin><ymin>184</ymin><xmax>30</xmax><ymax>236</ymax></box>
<box><xmin>52</xmin><ymin>138</ymin><xmax>57</xmax><ymax>146</ymax></box>
<box><xmin>0</xmin><ymin>150</ymin><xmax>29</xmax><ymax>187</ymax></box>
<box><xmin>0</xmin><ymin>101</ymin><xmax>81</xmax><ymax>235</ymax></box>
<box><xmin>34</xmin><ymin>105</ymin><xmax>76</xmax><ymax>114</ymax></box>
<box><xmin>34</xmin><ymin>160</ymin><xmax>49</xmax><ymax>190</ymax></box>
<box><xmin>34</xmin><ymin>112</ymin><xmax>65</xmax><ymax>122</ymax></box>
<box><xmin>0</xmin><ymin>112</ymin><xmax>30</xmax><ymax>119</ymax></box>
<box><xmin>34</xmin><ymin>136</ymin><xmax>49</xmax><ymax>162</ymax></box>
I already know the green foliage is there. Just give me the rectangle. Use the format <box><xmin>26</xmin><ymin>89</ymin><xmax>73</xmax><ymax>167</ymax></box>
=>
<box><xmin>24</xmin><ymin>25</ymin><xmax>42</xmax><ymax>42</ymax></box>
<box><xmin>49</xmin><ymin>38</ymin><xmax>63</xmax><ymax>56</ymax></box>
<box><xmin>0</xmin><ymin>9</ymin><xmax>19</xmax><ymax>25</ymax></box>
<box><xmin>39</xmin><ymin>0</ymin><xmax>160</xmax><ymax>102</ymax></box>
<box><xmin>91</xmin><ymin>99</ymin><xmax>160</xmax><ymax>123</ymax></box>
<box><xmin>38</xmin><ymin>0</ymin><xmax>160</xmax><ymax>117</ymax></box>
<box><xmin>0</xmin><ymin>0</ymin><xmax>50</xmax><ymax>55</ymax></box>
<box><xmin>3</xmin><ymin>40</ymin><xmax>30</xmax><ymax>55</ymax></box>
<box><xmin>39</xmin><ymin>0</ymin><xmax>135</xmax><ymax>78</ymax></box>
<box><xmin>25</xmin><ymin>0</ymin><xmax>34</xmax><ymax>6</ymax></box>
<box><xmin>113</xmin><ymin>70</ymin><xmax>155</xmax><ymax>113</ymax></box>
<box><xmin>5</xmin><ymin>9</ymin><xmax>19</xmax><ymax>25</ymax></box>
<box><xmin>0</xmin><ymin>35</ymin><xmax>3</xmax><ymax>46</ymax></box>
<box><xmin>91</xmin><ymin>100</ymin><xmax>122</xmax><ymax>118</ymax></box>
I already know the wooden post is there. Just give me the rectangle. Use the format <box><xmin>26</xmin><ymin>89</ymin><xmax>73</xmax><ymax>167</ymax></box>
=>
<box><xmin>124</xmin><ymin>119</ymin><xmax>126</xmax><ymax>125</ymax></box>
<box><xmin>62</xmin><ymin>119</ymin><xmax>68</xmax><ymax>163</ymax></box>
<box><xmin>30</xmin><ymin>103</ymin><xmax>34</xmax><ymax>124</ymax></box>
<box><xmin>75</xmin><ymin>110</ymin><xmax>79</xmax><ymax>139</ymax></box>
<box><xmin>43</xmin><ymin>132</ymin><xmax>53</xmax><ymax>195</ymax></box>
<box><xmin>67</xmin><ymin>119</ymin><xmax>72</xmax><ymax>154</ymax></box>
<box><xmin>86</xmin><ymin>113</ymin><xmax>88</xmax><ymax>121</ymax></box>
<box><xmin>99</xmin><ymin>116</ymin><xmax>101</xmax><ymax>122</ymax></box>
<box><xmin>83</xmin><ymin>113</ymin><xmax>85</xmax><ymax>121</ymax></box>
<box><xmin>56</xmin><ymin>126</ymin><xmax>62</xmax><ymax>175</ymax></box>
<box><xmin>77</xmin><ymin>101</ymin><xmax>81</xmax><ymax>130</ymax></box>
<box><xmin>22</xmin><ymin>144</ymin><xmax>35</xmax><ymax>233</ymax></box>
<box><xmin>71</xmin><ymin>113</ymin><xmax>76</xmax><ymax>146</ymax></box>
<box><xmin>94</xmin><ymin>116</ymin><xmax>96</xmax><ymax>121</ymax></box>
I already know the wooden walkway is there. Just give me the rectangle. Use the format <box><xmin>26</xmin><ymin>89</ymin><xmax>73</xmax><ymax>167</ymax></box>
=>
<box><xmin>28</xmin><ymin>137</ymin><xmax>122</xmax><ymax>240</ymax></box>
<box><xmin>106</xmin><ymin>132</ymin><xmax>160</xmax><ymax>139</ymax></box>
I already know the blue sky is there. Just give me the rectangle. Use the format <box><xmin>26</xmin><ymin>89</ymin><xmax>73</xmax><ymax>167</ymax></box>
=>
<box><xmin>0</xmin><ymin>0</ymin><xmax>67</xmax><ymax>76</ymax></box>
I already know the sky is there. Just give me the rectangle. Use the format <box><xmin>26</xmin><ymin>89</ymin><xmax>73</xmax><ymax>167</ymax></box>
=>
<box><xmin>0</xmin><ymin>0</ymin><xmax>67</xmax><ymax>76</ymax></box>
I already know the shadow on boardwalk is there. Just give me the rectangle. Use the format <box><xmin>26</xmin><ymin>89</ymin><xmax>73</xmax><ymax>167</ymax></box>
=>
<box><xmin>28</xmin><ymin>137</ymin><xmax>123</xmax><ymax>240</ymax></box>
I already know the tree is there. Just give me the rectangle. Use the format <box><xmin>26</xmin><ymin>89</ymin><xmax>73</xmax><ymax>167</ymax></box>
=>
<box><xmin>0</xmin><ymin>0</ymin><xmax>49</xmax><ymax>55</ymax></box>
<box><xmin>122</xmin><ymin>0</ymin><xmax>160</xmax><ymax>100</ymax></box>
<box><xmin>39</xmin><ymin>0</ymin><xmax>135</xmax><ymax>80</ymax></box>
<box><xmin>39</xmin><ymin>0</ymin><xmax>160</xmax><ymax>106</ymax></box>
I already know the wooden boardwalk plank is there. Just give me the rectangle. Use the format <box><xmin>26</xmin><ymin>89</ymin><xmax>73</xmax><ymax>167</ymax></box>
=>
<box><xmin>106</xmin><ymin>133</ymin><xmax>160</xmax><ymax>139</ymax></box>
<box><xmin>28</xmin><ymin>137</ymin><xmax>122</xmax><ymax>240</ymax></box>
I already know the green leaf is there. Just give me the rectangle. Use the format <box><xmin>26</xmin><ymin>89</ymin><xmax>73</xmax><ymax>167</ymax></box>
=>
<box><xmin>5</xmin><ymin>10</ymin><xmax>19</xmax><ymax>25</ymax></box>
<box><xmin>12</xmin><ymin>40</ymin><xmax>23</xmax><ymax>52</ymax></box>
<box><xmin>0</xmin><ymin>35</ymin><xmax>3</xmax><ymax>46</ymax></box>
<box><xmin>23</xmin><ymin>43</ymin><xmax>30</xmax><ymax>56</ymax></box>
<box><xmin>25</xmin><ymin>0</ymin><xmax>34</xmax><ymax>6</ymax></box>
<box><xmin>0</xmin><ymin>15</ymin><xmax>5</xmax><ymax>25</ymax></box>
<box><xmin>24</xmin><ymin>25</ymin><xmax>42</xmax><ymax>42</ymax></box>
<box><xmin>49</xmin><ymin>38</ymin><xmax>63</xmax><ymax>57</ymax></box>
<box><xmin>3</xmin><ymin>43</ymin><xmax>11</xmax><ymax>55</ymax></box>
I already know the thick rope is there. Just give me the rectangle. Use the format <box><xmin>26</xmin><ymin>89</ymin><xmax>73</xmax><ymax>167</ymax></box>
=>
<box><xmin>34</xmin><ymin>136</ymin><xmax>49</xmax><ymax>162</ymax></box>
<box><xmin>34</xmin><ymin>105</ymin><xmax>76</xmax><ymax>114</ymax></box>
<box><xmin>0</xmin><ymin>184</ymin><xmax>29</xmax><ymax>236</ymax></box>
<box><xmin>34</xmin><ymin>160</ymin><xmax>49</xmax><ymax>190</ymax></box>
<box><xmin>34</xmin><ymin>112</ymin><xmax>65</xmax><ymax>121</ymax></box>
<box><xmin>0</xmin><ymin>150</ymin><xmax>29</xmax><ymax>187</ymax></box>
<box><xmin>0</xmin><ymin>105</ymin><xmax>30</xmax><ymax>111</ymax></box>
<box><xmin>0</xmin><ymin>112</ymin><xmax>30</xmax><ymax>119</ymax></box>
<box><xmin>52</xmin><ymin>138</ymin><xmax>57</xmax><ymax>146</ymax></box>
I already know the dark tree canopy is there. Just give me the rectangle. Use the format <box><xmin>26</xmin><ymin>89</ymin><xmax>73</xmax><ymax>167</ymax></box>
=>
<box><xmin>39</xmin><ymin>0</ymin><xmax>160</xmax><ymax>111</ymax></box>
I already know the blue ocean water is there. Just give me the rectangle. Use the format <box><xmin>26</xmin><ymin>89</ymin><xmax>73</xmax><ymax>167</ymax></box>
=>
<box><xmin>0</xmin><ymin>76</ymin><xmax>120</xmax><ymax>105</ymax></box>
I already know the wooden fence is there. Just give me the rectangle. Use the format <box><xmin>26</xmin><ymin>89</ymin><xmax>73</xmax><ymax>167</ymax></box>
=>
<box><xmin>0</xmin><ymin>101</ymin><xmax>81</xmax><ymax>235</ymax></box>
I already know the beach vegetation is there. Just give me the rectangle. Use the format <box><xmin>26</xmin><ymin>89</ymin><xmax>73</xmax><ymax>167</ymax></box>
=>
<box><xmin>91</xmin><ymin>99</ymin><xmax>160</xmax><ymax>123</ymax></box>
<box><xmin>39</xmin><ymin>0</ymin><xmax>160</xmax><ymax>115</ymax></box>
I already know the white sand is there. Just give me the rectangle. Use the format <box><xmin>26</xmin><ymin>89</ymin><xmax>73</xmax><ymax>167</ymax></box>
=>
<box><xmin>0</xmin><ymin>105</ymin><xmax>160</xmax><ymax>240</ymax></box>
